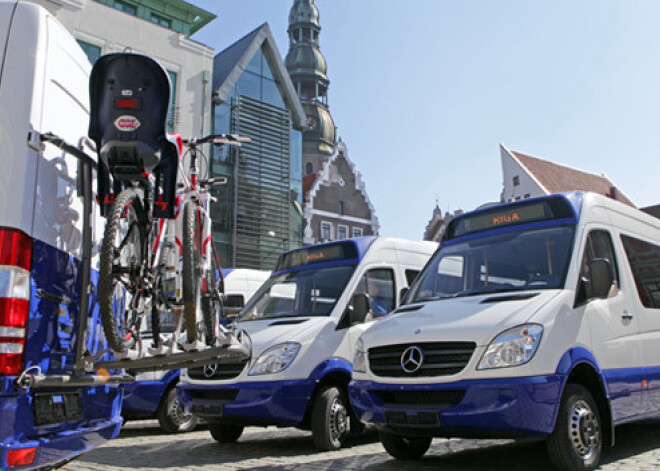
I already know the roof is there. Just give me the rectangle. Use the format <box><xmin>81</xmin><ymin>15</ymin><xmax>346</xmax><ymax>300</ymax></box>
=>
<box><xmin>302</xmin><ymin>173</ymin><xmax>317</xmax><ymax>202</ymax></box>
<box><xmin>508</xmin><ymin>148</ymin><xmax>635</xmax><ymax>207</ymax></box>
<box><xmin>212</xmin><ymin>23</ymin><xmax>307</xmax><ymax>129</ymax></box>
<box><xmin>641</xmin><ymin>204</ymin><xmax>660</xmax><ymax>220</ymax></box>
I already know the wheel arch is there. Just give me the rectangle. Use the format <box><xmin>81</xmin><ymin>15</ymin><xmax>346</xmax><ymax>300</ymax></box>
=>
<box><xmin>556</xmin><ymin>347</ymin><xmax>614</xmax><ymax>447</ymax></box>
<box><xmin>301</xmin><ymin>358</ymin><xmax>353</xmax><ymax>429</ymax></box>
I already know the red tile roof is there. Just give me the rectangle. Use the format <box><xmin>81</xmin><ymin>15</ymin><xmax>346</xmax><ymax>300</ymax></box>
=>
<box><xmin>302</xmin><ymin>174</ymin><xmax>317</xmax><ymax>202</ymax></box>
<box><xmin>510</xmin><ymin>150</ymin><xmax>635</xmax><ymax>207</ymax></box>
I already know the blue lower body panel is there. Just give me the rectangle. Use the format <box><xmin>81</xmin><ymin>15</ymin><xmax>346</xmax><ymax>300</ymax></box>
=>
<box><xmin>122</xmin><ymin>381</ymin><xmax>168</xmax><ymax>416</ymax></box>
<box><xmin>348</xmin><ymin>375</ymin><xmax>563</xmax><ymax>439</ymax></box>
<box><xmin>178</xmin><ymin>379</ymin><xmax>317</xmax><ymax>426</ymax></box>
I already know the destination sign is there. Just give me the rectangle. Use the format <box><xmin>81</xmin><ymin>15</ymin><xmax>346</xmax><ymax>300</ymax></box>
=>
<box><xmin>276</xmin><ymin>242</ymin><xmax>357</xmax><ymax>271</ymax></box>
<box><xmin>445</xmin><ymin>196</ymin><xmax>577</xmax><ymax>240</ymax></box>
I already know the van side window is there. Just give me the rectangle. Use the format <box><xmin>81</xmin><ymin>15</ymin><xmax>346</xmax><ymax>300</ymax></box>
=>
<box><xmin>621</xmin><ymin>235</ymin><xmax>660</xmax><ymax>308</ymax></box>
<box><xmin>354</xmin><ymin>269</ymin><xmax>395</xmax><ymax>317</ymax></box>
<box><xmin>405</xmin><ymin>269</ymin><xmax>420</xmax><ymax>286</ymax></box>
<box><xmin>580</xmin><ymin>230</ymin><xmax>619</xmax><ymax>298</ymax></box>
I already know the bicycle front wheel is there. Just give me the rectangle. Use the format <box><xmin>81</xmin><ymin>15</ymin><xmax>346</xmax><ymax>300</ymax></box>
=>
<box><xmin>98</xmin><ymin>188</ymin><xmax>147</xmax><ymax>354</ymax></box>
<box><xmin>182</xmin><ymin>199</ymin><xmax>202</xmax><ymax>344</ymax></box>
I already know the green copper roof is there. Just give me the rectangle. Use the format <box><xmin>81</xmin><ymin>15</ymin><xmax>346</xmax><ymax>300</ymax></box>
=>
<box><xmin>96</xmin><ymin>0</ymin><xmax>216</xmax><ymax>36</ymax></box>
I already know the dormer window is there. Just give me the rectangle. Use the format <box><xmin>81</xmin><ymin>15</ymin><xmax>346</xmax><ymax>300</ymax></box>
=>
<box><xmin>513</xmin><ymin>175</ymin><xmax>520</xmax><ymax>186</ymax></box>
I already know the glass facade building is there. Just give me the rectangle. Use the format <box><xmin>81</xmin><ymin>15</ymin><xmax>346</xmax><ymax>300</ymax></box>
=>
<box><xmin>212</xmin><ymin>45</ymin><xmax>304</xmax><ymax>270</ymax></box>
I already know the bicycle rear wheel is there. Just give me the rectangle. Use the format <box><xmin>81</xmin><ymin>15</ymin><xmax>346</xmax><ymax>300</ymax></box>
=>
<box><xmin>201</xmin><ymin>242</ymin><xmax>223</xmax><ymax>345</ymax></box>
<box><xmin>98</xmin><ymin>188</ymin><xmax>147</xmax><ymax>354</ymax></box>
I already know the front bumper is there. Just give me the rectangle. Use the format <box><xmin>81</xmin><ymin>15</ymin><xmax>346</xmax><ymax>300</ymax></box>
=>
<box><xmin>349</xmin><ymin>375</ymin><xmax>563</xmax><ymax>439</ymax></box>
<box><xmin>178</xmin><ymin>379</ymin><xmax>317</xmax><ymax>426</ymax></box>
<box><xmin>122</xmin><ymin>380</ymin><xmax>168</xmax><ymax>416</ymax></box>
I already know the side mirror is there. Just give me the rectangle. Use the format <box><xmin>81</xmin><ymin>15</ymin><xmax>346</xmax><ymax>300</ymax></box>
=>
<box><xmin>349</xmin><ymin>293</ymin><xmax>370</xmax><ymax>325</ymax></box>
<box><xmin>399</xmin><ymin>287</ymin><xmax>409</xmax><ymax>304</ymax></box>
<box><xmin>590</xmin><ymin>258</ymin><xmax>614</xmax><ymax>299</ymax></box>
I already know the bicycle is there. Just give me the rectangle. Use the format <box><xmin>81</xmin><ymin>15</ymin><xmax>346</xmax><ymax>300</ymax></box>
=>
<box><xmin>88</xmin><ymin>52</ymin><xmax>248</xmax><ymax>359</ymax></box>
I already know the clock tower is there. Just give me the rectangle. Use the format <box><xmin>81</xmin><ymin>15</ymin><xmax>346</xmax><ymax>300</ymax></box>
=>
<box><xmin>285</xmin><ymin>0</ymin><xmax>336</xmax><ymax>174</ymax></box>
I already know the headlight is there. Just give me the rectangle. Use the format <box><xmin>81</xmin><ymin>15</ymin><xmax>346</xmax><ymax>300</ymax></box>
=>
<box><xmin>478</xmin><ymin>324</ymin><xmax>543</xmax><ymax>370</ymax></box>
<box><xmin>249</xmin><ymin>342</ymin><xmax>300</xmax><ymax>375</ymax></box>
<box><xmin>353</xmin><ymin>338</ymin><xmax>367</xmax><ymax>373</ymax></box>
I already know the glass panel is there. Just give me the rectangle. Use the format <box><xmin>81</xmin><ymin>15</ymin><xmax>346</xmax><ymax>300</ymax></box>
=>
<box><xmin>621</xmin><ymin>235</ymin><xmax>660</xmax><ymax>308</ymax></box>
<box><xmin>410</xmin><ymin>226</ymin><xmax>575</xmax><ymax>303</ymax></box>
<box><xmin>76</xmin><ymin>40</ymin><xmax>101</xmax><ymax>65</ymax></box>
<box><xmin>114</xmin><ymin>0</ymin><xmax>136</xmax><ymax>15</ymax></box>
<box><xmin>262</xmin><ymin>78</ymin><xmax>286</xmax><ymax>108</ymax></box>
<box><xmin>354</xmin><ymin>269</ymin><xmax>396</xmax><ymax>318</ymax></box>
<box><xmin>352</xmin><ymin>227</ymin><xmax>363</xmax><ymax>238</ymax></box>
<box><xmin>261</xmin><ymin>46</ymin><xmax>276</xmax><ymax>80</ymax></box>
<box><xmin>150</xmin><ymin>13</ymin><xmax>171</xmax><ymax>28</ymax></box>
<box><xmin>239</xmin><ymin>265</ymin><xmax>356</xmax><ymax>320</ymax></box>
<box><xmin>246</xmin><ymin>50</ymin><xmax>263</xmax><ymax>75</ymax></box>
<box><xmin>237</xmin><ymin>72</ymin><xmax>261</xmax><ymax>100</ymax></box>
<box><xmin>337</xmin><ymin>226</ymin><xmax>347</xmax><ymax>240</ymax></box>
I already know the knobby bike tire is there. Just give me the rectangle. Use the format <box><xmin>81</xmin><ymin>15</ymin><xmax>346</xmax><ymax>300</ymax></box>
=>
<box><xmin>182</xmin><ymin>199</ymin><xmax>201</xmax><ymax>343</ymax></box>
<box><xmin>98</xmin><ymin>188</ymin><xmax>147</xmax><ymax>354</ymax></box>
<box><xmin>201</xmin><ymin>242</ymin><xmax>223</xmax><ymax>345</ymax></box>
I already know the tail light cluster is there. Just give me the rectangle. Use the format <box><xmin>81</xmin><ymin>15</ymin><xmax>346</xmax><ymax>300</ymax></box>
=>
<box><xmin>0</xmin><ymin>228</ymin><xmax>32</xmax><ymax>376</ymax></box>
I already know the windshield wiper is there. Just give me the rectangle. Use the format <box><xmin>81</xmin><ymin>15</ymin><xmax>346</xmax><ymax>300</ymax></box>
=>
<box><xmin>453</xmin><ymin>286</ymin><xmax>524</xmax><ymax>298</ymax></box>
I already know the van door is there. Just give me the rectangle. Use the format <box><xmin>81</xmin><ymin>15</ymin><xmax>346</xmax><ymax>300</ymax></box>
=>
<box><xmin>577</xmin><ymin>228</ymin><xmax>642</xmax><ymax>422</ymax></box>
<box><xmin>618</xmin><ymin>233</ymin><xmax>660</xmax><ymax>415</ymax></box>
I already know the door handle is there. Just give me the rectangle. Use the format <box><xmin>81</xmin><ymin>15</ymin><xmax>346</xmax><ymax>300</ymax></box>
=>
<box><xmin>622</xmin><ymin>311</ymin><xmax>634</xmax><ymax>321</ymax></box>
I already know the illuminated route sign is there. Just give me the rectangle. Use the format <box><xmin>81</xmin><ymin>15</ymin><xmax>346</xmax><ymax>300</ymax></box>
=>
<box><xmin>277</xmin><ymin>242</ymin><xmax>358</xmax><ymax>271</ymax></box>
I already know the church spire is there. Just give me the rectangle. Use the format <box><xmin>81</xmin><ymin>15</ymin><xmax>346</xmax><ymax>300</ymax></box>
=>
<box><xmin>286</xmin><ymin>0</ymin><xmax>336</xmax><ymax>155</ymax></box>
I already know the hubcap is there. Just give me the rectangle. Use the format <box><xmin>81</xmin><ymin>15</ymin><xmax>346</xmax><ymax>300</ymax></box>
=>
<box><xmin>169</xmin><ymin>396</ymin><xmax>193</xmax><ymax>428</ymax></box>
<box><xmin>329</xmin><ymin>398</ymin><xmax>348</xmax><ymax>442</ymax></box>
<box><xmin>569</xmin><ymin>399</ymin><xmax>600</xmax><ymax>459</ymax></box>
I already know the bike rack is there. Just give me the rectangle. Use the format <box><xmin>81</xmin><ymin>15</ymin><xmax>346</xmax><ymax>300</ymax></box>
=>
<box><xmin>17</xmin><ymin>132</ymin><xmax>248</xmax><ymax>390</ymax></box>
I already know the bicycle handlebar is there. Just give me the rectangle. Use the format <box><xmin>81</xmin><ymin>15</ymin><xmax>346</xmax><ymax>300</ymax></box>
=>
<box><xmin>182</xmin><ymin>133</ymin><xmax>251</xmax><ymax>147</ymax></box>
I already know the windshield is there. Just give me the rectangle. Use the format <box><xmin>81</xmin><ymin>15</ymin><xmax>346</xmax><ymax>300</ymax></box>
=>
<box><xmin>238</xmin><ymin>265</ymin><xmax>356</xmax><ymax>321</ymax></box>
<box><xmin>409</xmin><ymin>225</ymin><xmax>575</xmax><ymax>302</ymax></box>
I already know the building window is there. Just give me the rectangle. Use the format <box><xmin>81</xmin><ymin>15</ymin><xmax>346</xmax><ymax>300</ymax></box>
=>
<box><xmin>524</xmin><ymin>193</ymin><xmax>530</xmax><ymax>198</ymax></box>
<box><xmin>150</xmin><ymin>13</ymin><xmax>171</xmax><ymax>28</ymax></box>
<box><xmin>167</xmin><ymin>70</ymin><xmax>177</xmax><ymax>133</ymax></box>
<box><xmin>338</xmin><ymin>201</ymin><xmax>344</xmax><ymax>215</ymax></box>
<box><xmin>513</xmin><ymin>175</ymin><xmax>520</xmax><ymax>186</ymax></box>
<box><xmin>321</xmin><ymin>222</ymin><xmax>332</xmax><ymax>241</ymax></box>
<box><xmin>305</xmin><ymin>162</ymin><xmax>313</xmax><ymax>175</ymax></box>
<box><xmin>113</xmin><ymin>0</ymin><xmax>136</xmax><ymax>15</ymax></box>
<box><xmin>77</xmin><ymin>40</ymin><xmax>101</xmax><ymax>65</ymax></box>
<box><xmin>352</xmin><ymin>227</ymin><xmax>363</xmax><ymax>238</ymax></box>
<box><xmin>337</xmin><ymin>225</ymin><xmax>347</xmax><ymax>240</ymax></box>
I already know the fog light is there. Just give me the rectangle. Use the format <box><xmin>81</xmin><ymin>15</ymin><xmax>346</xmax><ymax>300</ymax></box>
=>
<box><xmin>7</xmin><ymin>446</ymin><xmax>37</xmax><ymax>466</ymax></box>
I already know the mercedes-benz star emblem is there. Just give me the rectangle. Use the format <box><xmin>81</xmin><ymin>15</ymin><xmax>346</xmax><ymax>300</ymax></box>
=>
<box><xmin>400</xmin><ymin>346</ymin><xmax>424</xmax><ymax>374</ymax></box>
<box><xmin>203</xmin><ymin>363</ymin><xmax>219</xmax><ymax>378</ymax></box>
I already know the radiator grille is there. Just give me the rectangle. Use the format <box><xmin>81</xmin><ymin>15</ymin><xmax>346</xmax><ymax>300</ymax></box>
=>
<box><xmin>368</xmin><ymin>342</ymin><xmax>476</xmax><ymax>377</ymax></box>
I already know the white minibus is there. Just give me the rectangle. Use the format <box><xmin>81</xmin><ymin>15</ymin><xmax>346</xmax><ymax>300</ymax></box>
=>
<box><xmin>350</xmin><ymin>191</ymin><xmax>660</xmax><ymax>471</ymax></box>
<box><xmin>178</xmin><ymin>237</ymin><xmax>436</xmax><ymax>450</ymax></box>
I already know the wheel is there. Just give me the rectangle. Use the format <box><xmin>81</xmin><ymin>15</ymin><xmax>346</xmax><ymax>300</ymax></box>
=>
<box><xmin>201</xmin><ymin>242</ymin><xmax>223</xmax><ymax>345</ymax></box>
<box><xmin>209</xmin><ymin>423</ymin><xmax>244</xmax><ymax>443</ymax></box>
<box><xmin>182</xmin><ymin>200</ymin><xmax>202</xmax><ymax>343</ymax></box>
<box><xmin>157</xmin><ymin>388</ymin><xmax>197</xmax><ymax>433</ymax></box>
<box><xmin>379</xmin><ymin>431</ymin><xmax>432</xmax><ymax>460</ymax></box>
<box><xmin>311</xmin><ymin>386</ymin><xmax>350</xmax><ymax>451</ymax></box>
<box><xmin>546</xmin><ymin>384</ymin><xmax>602</xmax><ymax>471</ymax></box>
<box><xmin>98</xmin><ymin>188</ymin><xmax>147</xmax><ymax>354</ymax></box>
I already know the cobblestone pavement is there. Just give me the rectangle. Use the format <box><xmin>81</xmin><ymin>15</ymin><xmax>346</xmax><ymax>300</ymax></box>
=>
<box><xmin>61</xmin><ymin>420</ymin><xmax>660</xmax><ymax>470</ymax></box>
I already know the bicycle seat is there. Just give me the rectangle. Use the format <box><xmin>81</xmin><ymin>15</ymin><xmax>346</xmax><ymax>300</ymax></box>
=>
<box><xmin>88</xmin><ymin>53</ymin><xmax>171</xmax><ymax>180</ymax></box>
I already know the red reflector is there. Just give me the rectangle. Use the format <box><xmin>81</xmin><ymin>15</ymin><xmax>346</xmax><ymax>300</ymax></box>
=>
<box><xmin>115</xmin><ymin>98</ymin><xmax>139</xmax><ymax>108</ymax></box>
<box><xmin>7</xmin><ymin>446</ymin><xmax>37</xmax><ymax>466</ymax></box>
<box><xmin>0</xmin><ymin>298</ymin><xmax>30</xmax><ymax>328</ymax></box>
<box><xmin>0</xmin><ymin>352</ymin><xmax>24</xmax><ymax>375</ymax></box>
<box><xmin>0</xmin><ymin>228</ymin><xmax>32</xmax><ymax>271</ymax></box>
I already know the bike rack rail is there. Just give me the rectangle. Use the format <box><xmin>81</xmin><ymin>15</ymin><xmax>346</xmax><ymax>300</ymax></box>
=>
<box><xmin>17</xmin><ymin>132</ymin><xmax>248</xmax><ymax>390</ymax></box>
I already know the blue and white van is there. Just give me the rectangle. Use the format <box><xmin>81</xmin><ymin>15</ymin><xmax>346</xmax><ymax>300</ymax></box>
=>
<box><xmin>0</xmin><ymin>3</ymin><xmax>122</xmax><ymax>469</ymax></box>
<box><xmin>121</xmin><ymin>268</ymin><xmax>269</xmax><ymax>432</ymax></box>
<box><xmin>350</xmin><ymin>192</ymin><xmax>660</xmax><ymax>471</ymax></box>
<box><xmin>178</xmin><ymin>237</ymin><xmax>436</xmax><ymax>450</ymax></box>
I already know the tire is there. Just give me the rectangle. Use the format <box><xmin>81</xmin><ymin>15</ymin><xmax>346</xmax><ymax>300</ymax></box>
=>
<box><xmin>379</xmin><ymin>431</ymin><xmax>432</xmax><ymax>460</ymax></box>
<box><xmin>201</xmin><ymin>243</ymin><xmax>222</xmax><ymax>345</ymax></box>
<box><xmin>209</xmin><ymin>423</ymin><xmax>244</xmax><ymax>443</ymax></box>
<box><xmin>182</xmin><ymin>200</ymin><xmax>201</xmax><ymax>343</ymax></box>
<box><xmin>157</xmin><ymin>388</ymin><xmax>198</xmax><ymax>433</ymax></box>
<box><xmin>98</xmin><ymin>188</ymin><xmax>147</xmax><ymax>354</ymax></box>
<box><xmin>311</xmin><ymin>386</ymin><xmax>350</xmax><ymax>451</ymax></box>
<box><xmin>546</xmin><ymin>384</ymin><xmax>602</xmax><ymax>471</ymax></box>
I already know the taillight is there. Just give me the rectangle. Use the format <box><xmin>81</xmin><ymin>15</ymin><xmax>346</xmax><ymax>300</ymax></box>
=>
<box><xmin>7</xmin><ymin>446</ymin><xmax>38</xmax><ymax>466</ymax></box>
<box><xmin>0</xmin><ymin>228</ymin><xmax>32</xmax><ymax>376</ymax></box>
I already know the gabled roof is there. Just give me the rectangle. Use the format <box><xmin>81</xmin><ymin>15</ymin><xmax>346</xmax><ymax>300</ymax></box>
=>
<box><xmin>506</xmin><ymin>147</ymin><xmax>635</xmax><ymax>207</ymax></box>
<box><xmin>212</xmin><ymin>23</ymin><xmax>307</xmax><ymax>129</ymax></box>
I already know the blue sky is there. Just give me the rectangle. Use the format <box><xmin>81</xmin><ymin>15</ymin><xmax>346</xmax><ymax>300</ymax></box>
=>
<box><xmin>191</xmin><ymin>1</ymin><xmax>660</xmax><ymax>240</ymax></box>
